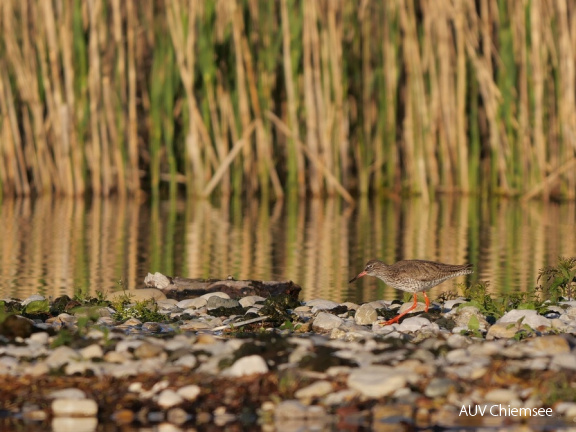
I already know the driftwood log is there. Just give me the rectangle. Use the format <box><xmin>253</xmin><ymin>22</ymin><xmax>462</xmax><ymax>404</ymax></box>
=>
<box><xmin>144</xmin><ymin>272</ymin><xmax>301</xmax><ymax>301</ymax></box>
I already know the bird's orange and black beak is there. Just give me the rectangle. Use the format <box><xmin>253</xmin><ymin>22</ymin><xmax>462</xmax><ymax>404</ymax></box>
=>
<box><xmin>349</xmin><ymin>270</ymin><xmax>367</xmax><ymax>283</ymax></box>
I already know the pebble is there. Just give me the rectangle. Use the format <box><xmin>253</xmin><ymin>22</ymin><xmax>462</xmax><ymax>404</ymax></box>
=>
<box><xmin>156</xmin><ymin>389</ymin><xmax>183</xmax><ymax>408</ymax></box>
<box><xmin>496</xmin><ymin>309</ymin><xmax>551</xmax><ymax>329</ymax></box>
<box><xmin>222</xmin><ymin>355</ymin><xmax>269</xmax><ymax>377</ymax></box>
<box><xmin>312</xmin><ymin>312</ymin><xmax>343</xmax><ymax>332</ymax></box>
<box><xmin>2</xmin><ymin>291</ymin><xmax>576</xmax><ymax>429</ymax></box>
<box><xmin>354</xmin><ymin>303</ymin><xmax>378</xmax><ymax>325</ymax></box>
<box><xmin>294</xmin><ymin>380</ymin><xmax>333</xmax><ymax>400</ymax></box>
<box><xmin>177</xmin><ymin>384</ymin><xmax>201</xmax><ymax>401</ymax></box>
<box><xmin>347</xmin><ymin>366</ymin><xmax>409</xmax><ymax>397</ymax></box>
<box><xmin>206</xmin><ymin>297</ymin><xmax>241</xmax><ymax>310</ymax></box>
<box><xmin>305</xmin><ymin>299</ymin><xmax>340</xmax><ymax>312</ymax></box>
<box><xmin>51</xmin><ymin>398</ymin><xmax>98</xmax><ymax>417</ymax></box>
<box><xmin>425</xmin><ymin>378</ymin><xmax>458</xmax><ymax>397</ymax></box>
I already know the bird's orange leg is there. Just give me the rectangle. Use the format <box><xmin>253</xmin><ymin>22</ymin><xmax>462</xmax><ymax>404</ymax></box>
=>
<box><xmin>423</xmin><ymin>292</ymin><xmax>430</xmax><ymax>312</ymax></box>
<box><xmin>382</xmin><ymin>293</ymin><xmax>418</xmax><ymax>325</ymax></box>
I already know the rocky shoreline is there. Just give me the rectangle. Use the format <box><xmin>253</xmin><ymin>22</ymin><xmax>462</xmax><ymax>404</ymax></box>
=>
<box><xmin>1</xmin><ymin>279</ymin><xmax>576</xmax><ymax>431</ymax></box>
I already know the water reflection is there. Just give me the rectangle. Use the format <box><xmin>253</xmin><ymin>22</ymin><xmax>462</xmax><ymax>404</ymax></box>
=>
<box><xmin>0</xmin><ymin>196</ymin><xmax>574</xmax><ymax>303</ymax></box>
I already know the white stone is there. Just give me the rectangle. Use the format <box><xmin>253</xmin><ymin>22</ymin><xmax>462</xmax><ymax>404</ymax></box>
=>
<box><xmin>550</xmin><ymin>352</ymin><xmax>576</xmax><ymax>370</ymax></box>
<box><xmin>306</xmin><ymin>299</ymin><xmax>340</xmax><ymax>312</ymax></box>
<box><xmin>29</xmin><ymin>332</ymin><xmax>50</xmax><ymax>345</ymax></box>
<box><xmin>556</xmin><ymin>402</ymin><xmax>576</xmax><ymax>418</ymax></box>
<box><xmin>174</xmin><ymin>354</ymin><xmax>197</xmax><ymax>368</ymax></box>
<box><xmin>157</xmin><ymin>389</ymin><xmax>184</xmax><ymax>408</ymax></box>
<box><xmin>443</xmin><ymin>297</ymin><xmax>468</xmax><ymax>310</ymax></box>
<box><xmin>48</xmin><ymin>388</ymin><xmax>86</xmax><ymax>400</ymax></box>
<box><xmin>397</xmin><ymin>301</ymin><xmax>427</xmax><ymax>315</ymax></box>
<box><xmin>51</xmin><ymin>398</ymin><xmax>98</xmax><ymax>417</ymax></box>
<box><xmin>51</xmin><ymin>417</ymin><xmax>98</xmax><ymax>432</ymax></box>
<box><xmin>312</xmin><ymin>312</ymin><xmax>343</xmax><ymax>332</ymax></box>
<box><xmin>176</xmin><ymin>298</ymin><xmax>207</xmax><ymax>309</ymax></box>
<box><xmin>354</xmin><ymin>304</ymin><xmax>378</xmax><ymax>325</ymax></box>
<box><xmin>294</xmin><ymin>380</ymin><xmax>333</xmax><ymax>399</ymax></box>
<box><xmin>496</xmin><ymin>309</ymin><xmax>551</xmax><ymax>329</ymax></box>
<box><xmin>396</xmin><ymin>316</ymin><xmax>434</xmax><ymax>332</ymax></box>
<box><xmin>239</xmin><ymin>296</ymin><xmax>266</xmax><ymax>307</ymax></box>
<box><xmin>45</xmin><ymin>346</ymin><xmax>79</xmax><ymax>368</ymax></box>
<box><xmin>22</xmin><ymin>295</ymin><xmax>46</xmax><ymax>306</ymax></box>
<box><xmin>347</xmin><ymin>366</ymin><xmax>409</xmax><ymax>398</ymax></box>
<box><xmin>200</xmin><ymin>292</ymin><xmax>230</xmax><ymax>300</ymax></box>
<box><xmin>80</xmin><ymin>344</ymin><xmax>103</xmax><ymax>360</ymax></box>
<box><xmin>144</xmin><ymin>272</ymin><xmax>172</xmax><ymax>289</ymax></box>
<box><xmin>222</xmin><ymin>355</ymin><xmax>269</xmax><ymax>377</ymax></box>
<box><xmin>177</xmin><ymin>385</ymin><xmax>201</xmax><ymax>401</ymax></box>
<box><xmin>484</xmin><ymin>388</ymin><xmax>520</xmax><ymax>405</ymax></box>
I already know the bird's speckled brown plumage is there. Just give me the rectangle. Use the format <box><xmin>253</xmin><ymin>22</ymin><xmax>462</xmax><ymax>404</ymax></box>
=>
<box><xmin>350</xmin><ymin>259</ymin><xmax>473</xmax><ymax>293</ymax></box>
<box><xmin>349</xmin><ymin>259</ymin><xmax>474</xmax><ymax>325</ymax></box>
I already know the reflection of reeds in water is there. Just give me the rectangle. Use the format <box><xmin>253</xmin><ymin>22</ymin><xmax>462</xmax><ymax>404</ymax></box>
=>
<box><xmin>3</xmin><ymin>2</ymin><xmax>576</xmax><ymax>199</ymax></box>
<box><xmin>1</xmin><ymin>197</ymin><xmax>576</xmax><ymax>302</ymax></box>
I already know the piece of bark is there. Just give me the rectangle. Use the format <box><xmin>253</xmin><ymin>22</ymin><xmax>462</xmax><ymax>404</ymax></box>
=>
<box><xmin>144</xmin><ymin>273</ymin><xmax>301</xmax><ymax>301</ymax></box>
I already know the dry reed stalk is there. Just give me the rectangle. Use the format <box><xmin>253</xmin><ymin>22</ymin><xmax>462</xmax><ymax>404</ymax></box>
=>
<box><xmin>399</xmin><ymin>0</ymin><xmax>430</xmax><ymax>201</ymax></box>
<box><xmin>310</xmin><ymin>2</ymin><xmax>331</xmax><ymax>196</ymax></box>
<box><xmin>0</xmin><ymin>67</ymin><xmax>30</xmax><ymax>196</ymax></box>
<box><xmin>280</xmin><ymin>0</ymin><xmax>305</xmax><ymax>196</ymax></box>
<box><xmin>126</xmin><ymin>0</ymin><xmax>139</xmax><ymax>193</ymax></box>
<box><xmin>266</xmin><ymin>110</ymin><xmax>354</xmax><ymax>204</ymax></box>
<box><xmin>229</xmin><ymin>0</ymin><xmax>254</xmax><ymax>194</ymax></box>
<box><xmin>454</xmin><ymin>1</ymin><xmax>468</xmax><ymax>192</ymax></box>
<box><xmin>202</xmin><ymin>122</ymin><xmax>256</xmax><ymax>197</ymax></box>
<box><xmin>302</xmin><ymin>1</ymin><xmax>321</xmax><ymax>196</ymax></box>
<box><xmin>383</xmin><ymin>1</ymin><xmax>399</xmax><ymax>191</ymax></box>
<box><xmin>166</xmin><ymin>0</ymin><xmax>204</xmax><ymax>195</ymax></box>
<box><xmin>328</xmin><ymin>1</ymin><xmax>348</xmax><ymax>190</ymax></box>
<box><xmin>530</xmin><ymin>1</ymin><xmax>547</xmax><ymax>190</ymax></box>
<box><xmin>555</xmin><ymin>0</ymin><xmax>576</xmax><ymax>198</ymax></box>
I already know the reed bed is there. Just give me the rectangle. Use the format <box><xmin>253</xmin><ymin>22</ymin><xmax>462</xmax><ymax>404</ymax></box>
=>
<box><xmin>1</xmin><ymin>0</ymin><xmax>576</xmax><ymax>200</ymax></box>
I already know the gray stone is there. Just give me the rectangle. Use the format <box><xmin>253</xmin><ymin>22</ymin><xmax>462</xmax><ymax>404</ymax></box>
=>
<box><xmin>206</xmin><ymin>297</ymin><xmax>241</xmax><ymax>310</ymax></box>
<box><xmin>354</xmin><ymin>304</ymin><xmax>378</xmax><ymax>325</ymax></box>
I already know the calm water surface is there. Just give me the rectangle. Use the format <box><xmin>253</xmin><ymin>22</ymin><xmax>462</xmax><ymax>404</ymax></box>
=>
<box><xmin>1</xmin><ymin>196</ymin><xmax>575</xmax><ymax>303</ymax></box>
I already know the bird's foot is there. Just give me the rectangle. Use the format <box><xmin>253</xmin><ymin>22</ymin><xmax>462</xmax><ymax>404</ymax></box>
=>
<box><xmin>379</xmin><ymin>315</ymin><xmax>401</xmax><ymax>326</ymax></box>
